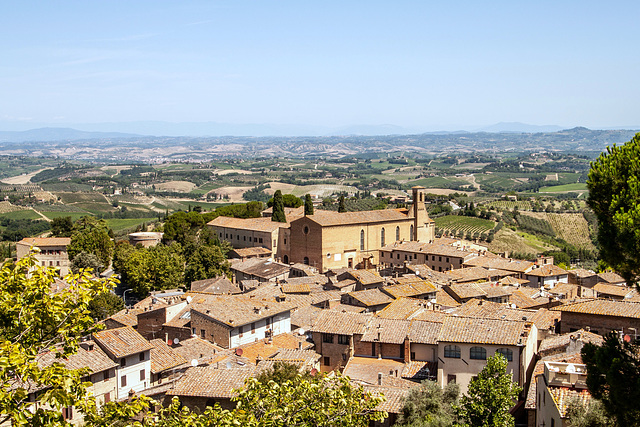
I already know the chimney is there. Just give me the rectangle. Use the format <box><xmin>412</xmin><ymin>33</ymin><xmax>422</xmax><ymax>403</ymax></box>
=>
<box><xmin>377</xmin><ymin>372</ymin><xmax>383</xmax><ymax>385</ymax></box>
<box><xmin>404</xmin><ymin>336</ymin><xmax>411</xmax><ymax>364</ymax></box>
<box><xmin>298</xmin><ymin>341</ymin><xmax>302</xmax><ymax>350</ymax></box>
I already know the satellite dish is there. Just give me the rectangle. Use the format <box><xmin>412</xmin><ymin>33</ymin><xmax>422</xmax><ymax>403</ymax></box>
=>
<box><xmin>235</xmin><ymin>348</ymin><xmax>244</xmax><ymax>356</ymax></box>
<box><xmin>173</xmin><ymin>338</ymin><xmax>180</xmax><ymax>345</ymax></box>
<box><xmin>298</xmin><ymin>328</ymin><xmax>306</xmax><ymax>336</ymax></box>
<box><xmin>186</xmin><ymin>296</ymin><xmax>193</xmax><ymax>303</ymax></box>
<box><xmin>510</xmin><ymin>303</ymin><xmax>517</xmax><ymax>309</ymax></box>
<box><xmin>415</xmin><ymin>270</ymin><xmax>420</xmax><ymax>276</ymax></box>
<box><xmin>566</xmin><ymin>364</ymin><xmax>576</xmax><ymax>374</ymax></box>
<box><xmin>226</xmin><ymin>361</ymin><xmax>232</xmax><ymax>369</ymax></box>
<box><xmin>191</xmin><ymin>359</ymin><xmax>198</xmax><ymax>367</ymax></box>
<box><xmin>624</xmin><ymin>334</ymin><xmax>632</xmax><ymax>342</ymax></box>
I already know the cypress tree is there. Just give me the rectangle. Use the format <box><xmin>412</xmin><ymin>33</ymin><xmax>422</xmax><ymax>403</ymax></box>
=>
<box><xmin>304</xmin><ymin>194</ymin><xmax>314</xmax><ymax>216</ymax></box>
<box><xmin>272</xmin><ymin>190</ymin><xmax>286</xmax><ymax>222</ymax></box>
<box><xmin>338</xmin><ymin>195</ymin><xmax>347</xmax><ymax>213</ymax></box>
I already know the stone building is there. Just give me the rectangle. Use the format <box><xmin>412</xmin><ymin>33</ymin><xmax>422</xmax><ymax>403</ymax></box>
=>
<box><xmin>16</xmin><ymin>237</ymin><xmax>72</xmax><ymax>277</ymax></box>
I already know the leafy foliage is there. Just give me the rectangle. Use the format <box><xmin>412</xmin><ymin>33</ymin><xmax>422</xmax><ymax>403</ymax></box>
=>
<box><xmin>395</xmin><ymin>380</ymin><xmax>459</xmax><ymax>427</ymax></box>
<box><xmin>0</xmin><ymin>218</ymin><xmax>50</xmax><ymax>242</ymax></box>
<box><xmin>565</xmin><ymin>396</ymin><xmax>614</xmax><ymax>427</ymax></box>
<box><xmin>456</xmin><ymin>354</ymin><xmax>521</xmax><ymax>427</ymax></box>
<box><xmin>271</xmin><ymin>190</ymin><xmax>286</xmax><ymax>222</ymax></box>
<box><xmin>51</xmin><ymin>216</ymin><xmax>74</xmax><ymax>237</ymax></box>
<box><xmin>304</xmin><ymin>193</ymin><xmax>314</xmax><ymax>215</ymax></box>
<box><xmin>70</xmin><ymin>251</ymin><xmax>104</xmax><ymax>275</ymax></box>
<box><xmin>268</xmin><ymin>193</ymin><xmax>303</xmax><ymax>208</ymax></box>
<box><xmin>67</xmin><ymin>216</ymin><xmax>114</xmax><ymax>273</ymax></box>
<box><xmin>184</xmin><ymin>243</ymin><xmax>231</xmax><ymax>285</ymax></box>
<box><xmin>88</xmin><ymin>291</ymin><xmax>124</xmax><ymax>321</ymax></box>
<box><xmin>587</xmin><ymin>133</ymin><xmax>640</xmax><ymax>285</ymax></box>
<box><xmin>582</xmin><ymin>332</ymin><xmax>640</xmax><ymax>427</ymax></box>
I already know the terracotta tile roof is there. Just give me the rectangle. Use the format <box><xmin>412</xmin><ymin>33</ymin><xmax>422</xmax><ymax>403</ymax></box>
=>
<box><xmin>303</xmin><ymin>208</ymin><xmax>414</xmax><ymax>227</ymax></box>
<box><xmin>163</xmin><ymin>306</ymin><xmax>192</xmax><ymax>328</ymax></box>
<box><xmin>526</xmin><ymin>264</ymin><xmax>568</xmax><ymax>277</ymax></box>
<box><xmin>17</xmin><ymin>237</ymin><xmax>71</xmax><ymax>247</ymax></box>
<box><xmin>408</xmin><ymin>320</ymin><xmax>442</xmax><ymax>344</ymax></box>
<box><xmin>170</xmin><ymin>366</ymin><xmax>254</xmax><ymax>398</ymax></box>
<box><xmin>568</xmin><ymin>268</ymin><xmax>597</xmax><ymax>279</ymax></box>
<box><xmin>93</xmin><ymin>326</ymin><xmax>153</xmax><ymax>359</ymax></box>
<box><xmin>343</xmin><ymin>356</ymin><xmax>406</xmax><ymax>385</ymax></box>
<box><xmin>508</xmin><ymin>290</ymin><xmax>541</xmax><ymax>308</ymax></box>
<box><xmin>281</xmin><ymin>282</ymin><xmax>311</xmax><ymax>294</ymax></box>
<box><xmin>549</xmin><ymin>387</ymin><xmax>591</xmax><ymax>418</ymax></box>
<box><xmin>478</xmin><ymin>283</ymin><xmax>514</xmax><ymax>299</ymax></box>
<box><xmin>190</xmin><ymin>277</ymin><xmax>241</xmax><ymax>294</ymax></box>
<box><xmin>283</xmin><ymin>275</ymin><xmax>328</xmax><ymax>286</ymax></box>
<box><xmin>592</xmin><ymin>283</ymin><xmax>632</xmax><ymax>298</ymax></box>
<box><xmin>525</xmin><ymin>352</ymin><xmax>584</xmax><ymax>410</ymax></box>
<box><xmin>382</xmin><ymin>281</ymin><xmax>437</xmax><ymax>299</ymax></box>
<box><xmin>309</xmin><ymin>310</ymin><xmax>372</xmax><ymax>335</ymax></box>
<box><xmin>452</xmin><ymin>299</ymin><xmax>559</xmax><ymax>331</ymax></box>
<box><xmin>552</xmin><ymin>299</ymin><xmax>640</xmax><ymax>318</ymax></box>
<box><xmin>444</xmin><ymin>267</ymin><xmax>512</xmax><ymax>283</ymax></box>
<box><xmin>597</xmin><ymin>271</ymin><xmax>626</xmax><ymax>284</ymax></box>
<box><xmin>348</xmin><ymin>288</ymin><xmax>394</xmax><ymax>307</ymax></box>
<box><xmin>362</xmin><ymin>384</ymin><xmax>412</xmax><ymax>414</ymax></box>
<box><xmin>376</xmin><ymin>297</ymin><xmax>443</xmax><ymax>321</ymax></box>
<box><xmin>446</xmin><ymin>283</ymin><xmax>487</xmax><ymax>300</ymax></box>
<box><xmin>382</xmin><ymin>241</ymin><xmax>475</xmax><ymax>259</ymax></box>
<box><xmin>149</xmin><ymin>338</ymin><xmax>188</xmax><ymax>373</ymax></box>
<box><xmin>361</xmin><ymin>318</ymin><xmax>411</xmax><ymax>344</ymax></box>
<box><xmin>435</xmin><ymin>289</ymin><xmax>461</xmax><ymax>307</ymax></box>
<box><xmin>235</xmin><ymin>333</ymin><xmax>312</xmax><ymax>363</ymax></box>
<box><xmin>330</xmin><ymin>279</ymin><xmax>357</xmax><ymax>289</ymax></box>
<box><xmin>438</xmin><ymin>316</ymin><xmax>528</xmax><ymax>346</ymax></box>
<box><xmin>404</xmin><ymin>264</ymin><xmax>450</xmax><ymax>285</ymax></box>
<box><xmin>498</xmin><ymin>276</ymin><xmax>530</xmax><ymax>286</ymax></box>
<box><xmin>230</xmin><ymin>246</ymin><xmax>273</xmax><ymax>257</ymax></box>
<box><xmin>402</xmin><ymin>360</ymin><xmax>438</xmax><ymax>380</ymax></box>
<box><xmin>172</xmin><ymin>337</ymin><xmax>224</xmax><ymax>363</ymax></box>
<box><xmin>464</xmin><ymin>256</ymin><xmax>535</xmax><ymax>273</ymax></box>
<box><xmin>208</xmin><ymin>215</ymin><xmax>285</xmax><ymax>232</ymax></box>
<box><xmin>549</xmin><ymin>283</ymin><xmax>579</xmax><ymax>297</ymax></box>
<box><xmin>269</xmin><ymin>348</ymin><xmax>321</xmax><ymax>365</ymax></box>
<box><xmin>105</xmin><ymin>308</ymin><xmax>142</xmax><ymax>328</ymax></box>
<box><xmin>290</xmin><ymin>305</ymin><xmax>323</xmax><ymax>330</ymax></box>
<box><xmin>230</xmin><ymin>258</ymin><xmax>290</xmax><ymax>280</ymax></box>
<box><xmin>538</xmin><ymin>330</ymin><xmax>604</xmax><ymax>355</ymax></box>
<box><xmin>346</xmin><ymin>269</ymin><xmax>384</xmax><ymax>285</ymax></box>
<box><xmin>36</xmin><ymin>342</ymin><xmax>117</xmax><ymax>373</ymax></box>
<box><xmin>188</xmin><ymin>293</ymin><xmax>294</xmax><ymax>328</ymax></box>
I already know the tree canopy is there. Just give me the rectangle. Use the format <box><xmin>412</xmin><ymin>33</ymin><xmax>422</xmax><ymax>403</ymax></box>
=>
<box><xmin>268</xmin><ymin>193</ymin><xmax>303</xmax><ymax>209</ymax></box>
<box><xmin>271</xmin><ymin>190</ymin><xmax>286</xmax><ymax>222</ymax></box>
<box><xmin>456</xmin><ymin>354</ymin><xmax>521</xmax><ymax>427</ymax></box>
<box><xmin>587</xmin><ymin>133</ymin><xmax>640</xmax><ymax>285</ymax></box>
<box><xmin>395</xmin><ymin>380</ymin><xmax>459</xmax><ymax>427</ymax></box>
<box><xmin>50</xmin><ymin>216</ymin><xmax>73</xmax><ymax>237</ymax></box>
<box><xmin>582</xmin><ymin>332</ymin><xmax>640</xmax><ymax>427</ymax></box>
<box><xmin>304</xmin><ymin>193</ymin><xmax>314</xmax><ymax>216</ymax></box>
<box><xmin>338</xmin><ymin>195</ymin><xmax>347</xmax><ymax>213</ymax></box>
<box><xmin>67</xmin><ymin>216</ymin><xmax>114</xmax><ymax>273</ymax></box>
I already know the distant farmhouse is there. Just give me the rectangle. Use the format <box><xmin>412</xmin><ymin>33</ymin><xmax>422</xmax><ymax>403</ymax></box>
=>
<box><xmin>208</xmin><ymin>186</ymin><xmax>435</xmax><ymax>272</ymax></box>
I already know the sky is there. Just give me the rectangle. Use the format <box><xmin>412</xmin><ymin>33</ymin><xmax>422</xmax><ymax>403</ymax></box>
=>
<box><xmin>1</xmin><ymin>1</ymin><xmax>639</xmax><ymax>134</ymax></box>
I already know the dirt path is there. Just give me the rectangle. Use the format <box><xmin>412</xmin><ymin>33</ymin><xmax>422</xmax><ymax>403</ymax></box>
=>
<box><xmin>1</xmin><ymin>168</ymin><xmax>51</xmax><ymax>185</ymax></box>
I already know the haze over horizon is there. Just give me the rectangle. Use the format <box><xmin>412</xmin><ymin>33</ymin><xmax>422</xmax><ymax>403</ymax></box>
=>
<box><xmin>2</xmin><ymin>1</ymin><xmax>639</xmax><ymax>135</ymax></box>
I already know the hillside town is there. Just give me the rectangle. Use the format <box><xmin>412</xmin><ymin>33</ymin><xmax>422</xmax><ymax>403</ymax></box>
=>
<box><xmin>13</xmin><ymin>185</ymin><xmax>638</xmax><ymax>427</ymax></box>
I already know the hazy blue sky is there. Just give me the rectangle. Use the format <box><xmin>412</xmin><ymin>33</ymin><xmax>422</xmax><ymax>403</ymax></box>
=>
<box><xmin>1</xmin><ymin>1</ymin><xmax>639</xmax><ymax>132</ymax></box>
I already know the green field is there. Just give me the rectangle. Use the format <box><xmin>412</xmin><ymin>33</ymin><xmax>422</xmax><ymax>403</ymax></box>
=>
<box><xmin>434</xmin><ymin>215</ymin><xmax>496</xmax><ymax>234</ymax></box>
<box><xmin>539</xmin><ymin>183</ymin><xmax>588</xmax><ymax>193</ymax></box>
<box><xmin>484</xmin><ymin>200</ymin><xmax>533</xmax><ymax>211</ymax></box>
<box><xmin>39</xmin><ymin>211</ymin><xmax>89</xmax><ymax>221</ymax></box>
<box><xmin>0</xmin><ymin>210</ymin><xmax>42</xmax><ymax>221</ymax></box>
<box><xmin>104</xmin><ymin>218</ymin><xmax>153</xmax><ymax>233</ymax></box>
<box><xmin>408</xmin><ymin>176</ymin><xmax>470</xmax><ymax>188</ymax></box>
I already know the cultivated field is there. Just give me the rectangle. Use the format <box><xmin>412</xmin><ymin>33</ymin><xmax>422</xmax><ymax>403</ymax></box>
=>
<box><xmin>155</xmin><ymin>181</ymin><xmax>197</xmax><ymax>192</ymax></box>
<box><xmin>434</xmin><ymin>215</ymin><xmax>496</xmax><ymax>235</ymax></box>
<box><xmin>484</xmin><ymin>200</ymin><xmax>533</xmax><ymax>210</ymax></box>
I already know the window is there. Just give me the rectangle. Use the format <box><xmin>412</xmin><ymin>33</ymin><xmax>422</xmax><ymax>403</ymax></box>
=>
<box><xmin>139</xmin><ymin>352</ymin><xmax>145</xmax><ymax>362</ymax></box>
<box><xmin>120</xmin><ymin>358</ymin><xmax>126</xmax><ymax>367</ymax></box>
<box><xmin>244</xmin><ymin>236</ymin><xmax>246</xmax><ymax>241</ymax></box>
<box><xmin>254</xmin><ymin>237</ymin><xmax>258</xmax><ymax>242</ymax></box>
<box><xmin>239</xmin><ymin>325</ymin><xmax>244</xmax><ymax>338</ymax></box>
<box><xmin>447</xmin><ymin>374</ymin><xmax>456</xmax><ymax>384</ymax></box>
<box><xmin>121</xmin><ymin>375</ymin><xmax>127</xmax><ymax>387</ymax></box>
<box><xmin>432</xmin><ymin>255</ymin><xmax>435</xmax><ymax>261</ymax></box>
<box><xmin>104</xmin><ymin>392</ymin><xmax>111</xmax><ymax>403</ymax></box>
<box><xmin>304</xmin><ymin>226</ymin><xmax>309</xmax><ymax>234</ymax></box>
<box><xmin>140</xmin><ymin>369</ymin><xmax>145</xmax><ymax>381</ymax></box>
<box><xmin>410</xmin><ymin>225</ymin><xmax>414</xmax><ymax>240</ymax></box>
<box><xmin>496</xmin><ymin>348</ymin><xmax>513</xmax><ymax>362</ymax></box>
<box><xmin>62</xmin><ymin>406</ymin><xmax>73</xmax><ymax>420</ymax></box>
<box><xmin>381</xmin><ymin>228</ymin><xmax>385</xmax><ymax>246</ymax></box>
<box><xmin>304</xmin><ymin>256</ymin><xmax>309</xmax><ymax>265</ymax></box>
<box><xmin>322</xmin><ymin>333</ymin><xmax>334</xmax><ymax>343</ymax></box>
<box><xmin>273</xmin><ymin>239</ymin><xmax>276</xmax><ymax>246</ymax></box>
<box><xmin>103</xmin><ymin>370</ymin><xmax>110</xmax><ymax>381</ymax></box>
<box><xmin>323</xmin><ymin>356</ymin><xmax>330</xmax><ymax>366</ymax></box>
<box><xmin>360</xmin><ymin>229</ymin><xmax>365</xmax><ymax>251</ymax></box>
<box><xmin>251</xmin><ymin>322</ymin><xmax>256</xmax><ymax>333</ymax></box>
<box><xmin>338</xmin><ymin>334</ymin><xmax>349</xmax><ymax>345</ymax></box>
<box><xmin>396</xmin><ymin>226</ymin><xmax>400</xmax><ymax>242</ymax></box>
<box><xmin>439</xmin><ymin>256</ymin><xmax>442</xmax><ymax>262</ymax></box>
<box><xmin>372</xmin><ymin>342</ymin><xmax>376</xmax><ymax>356</ymax></box>
<box><xmin>470</xmin><ymin>346</ymin><xmax>487</xmax><ymax>360</ymax></box>
<box><xmin>397</xmin><ymin>254</ymin><xmax>400</xmax><ymax>259</ymax></box>
<box><xmin>444</xmin><ymin>345</ymin><xmax>461</xmax><ymax>358</ymax></box>
<box><xmin>446</xmin><ymin>257</ymin><xmax>449</xmax><ymax>263</ymax></box>
<box><xmin>259</xmin><ymin>238</ymin><xmax>263</xmax><ymax>243</ymax></box>
<box><xmin>200</xmin><ymin>329</ymin><xmax>205</xmax><ymax>338</ymax></box>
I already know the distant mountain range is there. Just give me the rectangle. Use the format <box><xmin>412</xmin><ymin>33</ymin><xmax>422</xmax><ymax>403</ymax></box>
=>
<box><xmin>0</xmin><ymin>122</ymin><xmax>636</xmax><ymax>143</ymax></box>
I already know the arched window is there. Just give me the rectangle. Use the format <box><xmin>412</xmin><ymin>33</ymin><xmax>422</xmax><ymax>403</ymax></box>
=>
<box><xmin>360</xmin><ymin>229</ymin><xmax>365</xmax><ymax>251</ymax></box>
<box><xmin>470</xmin><ymin>346</ymin><xmax>487</xmax><ymax>360</ymax></box>
<box><xmin>410</xmin><ymin>225</ymin><xmax>414</xmax><ymax>241</ymax></box>
<box><xmin>496</xmin><ymin>348</ymin><xmax>513</xmax><ymax>362</ymax></box>
<box><xmin>303</xmin><ymin>257</ymin><xmax>309</xmax><ymax>265</ymax></box>
<box><xmin>444</xmin><ymin>345</ymin><xmax>461</xmax><ymax>358</ymax></box>
<box><xmin>381</xmin><ymin>228</ymin><xmax>385</xmax><ymax>247</ymax></box>
<box><xmin>396</xmin><ymin>226</ymin><xmax>400</xmax><ymax>242</ymax></box>
<box><xmin>283</xmin><ymin>255</ymin><xmax>289</xmax><ymax>264</ymax></box>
